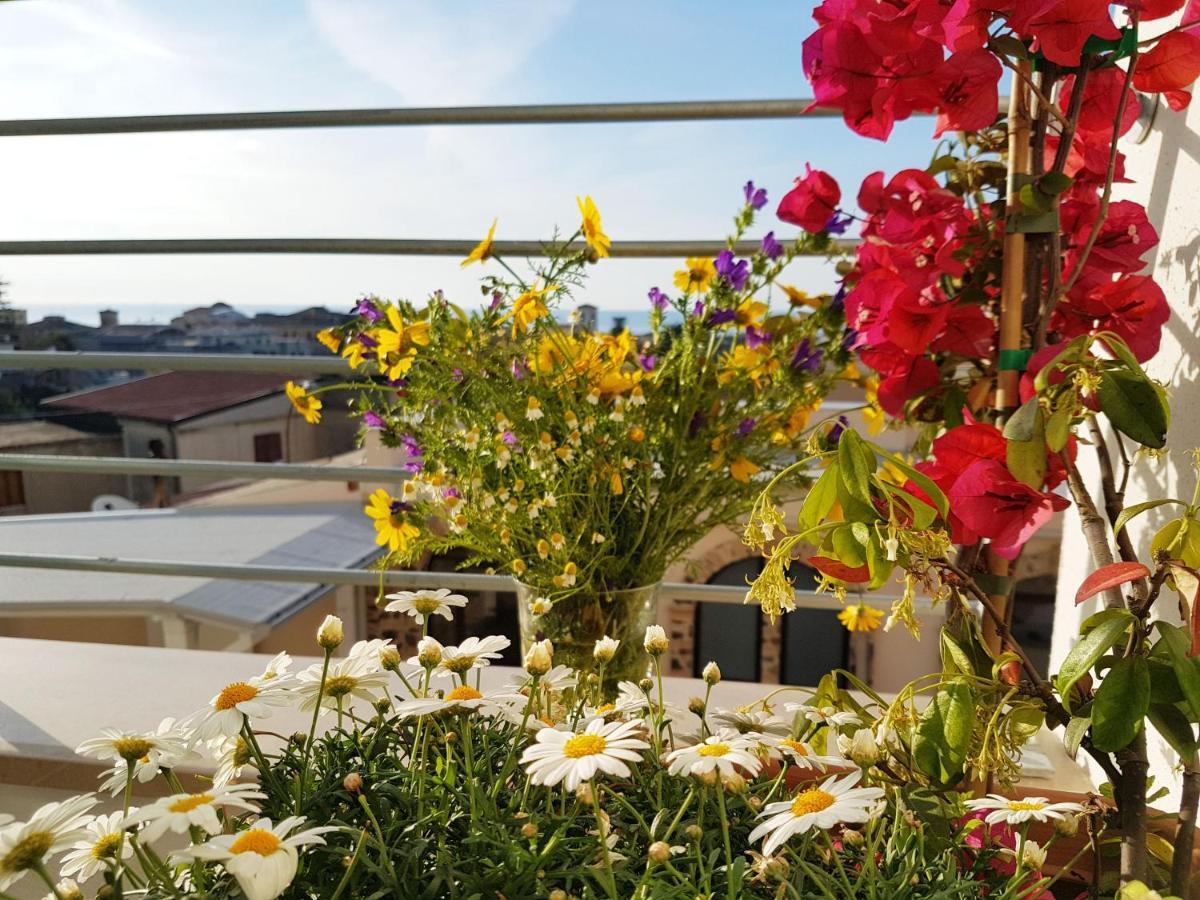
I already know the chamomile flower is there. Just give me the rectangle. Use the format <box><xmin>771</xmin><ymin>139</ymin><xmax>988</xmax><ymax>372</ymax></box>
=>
<box><xmin>522</xmin><ymin>718</ymin><xmax>650</xmax><ymax>792</ymax></box>
<box><xmin>43</xmin><ymin>878</ymin><xmax>83</xmax><ymax>900</ymax></box>
<box><xmin>211</xmin><ymin>735</ymin><xmax>255</xmax><ymax>787</ymax></box>
<box><xmin>749</xmin><ymin>771</ymin><xmax>884</xmax><ymax>857</ymax></box>
<box><xmin>436</xmin><ymin>635</ymin><xmax>512</xmax><ymax>676</ymax></box>
<box><xmin>76</xmin><ymin>726</ymin><xmax>191</xmax><ymax>768</ymax></box>
<box><xmin>194</xmin><ymin>678</ymin><xmax>293</xmax><ymax>740</ymax></box>
<box><xmin>963</xmin><ymin>794</ymin><xmax>1085</xmax><ymax>826</ymax></box>
<box><xmin>393</xmin><ymin>684</ymin><xmax>519</xmax><ymax>719</ymax></box>
<box><xmin>125</xmin><ymin>783</ymin><xmax>265</xmax><ymax>843</ymax></box>
<box><xmin>175</xmin><ymin>816</ymin><xmax>336</xmax><ymax>900</ymax></box>
<box><xmin>295</xmin><ymin>653</ymin><xmax>391</xmax><ymax>714</ymax></box>
<box><xmin>96</xmin><ymin>718</ymin><xmax>199</xmax><ymax>795</ymax></box>
<box><xmin>384</xmin><ymin>588</ymin><xmax>469</xmax><ymax>624</ymax></box>
<box><xmin>59</xmin><ymin>812</ymin><xmax>132</xmax><ymax>881</ymax></box>
<box><xmin>665</xmin><ymin>731</ymin><xmax>763</xmax><ymax>779</ymax></box>
<box><xmin>0</xmin><ymin>795</ymin><xmax>97</xmax><ymax>891</ymax></box>
<box><xmin>253</xmin><ymin>652</ymin><xmax>293</xmax><ymax>684</ymax></box>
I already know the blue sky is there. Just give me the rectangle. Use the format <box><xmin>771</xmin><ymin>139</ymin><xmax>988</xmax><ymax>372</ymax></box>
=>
<box><xmin>0</xmin><ymin>0</ymin><xmax>942</xmax><ymax>324</ymax></box>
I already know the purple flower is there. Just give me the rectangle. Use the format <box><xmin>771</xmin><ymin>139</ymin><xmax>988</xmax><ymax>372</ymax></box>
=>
<box><xmin>743</xmin><ymin>180</ymin><xmax>768</xmax><ymax>211</ymax></box>
<box><xmin>790</xmin><ymin>338</ymin><xmax>824</xmax><ymax>372</ymax></box>
<box><xmin>354</xmin><ymin>297</ymin><xmax>383</xmax><ymax>323</ymax></box>
<box><xmin>639</xmin><ymin>353</ymin><xmax>657</xmax><ymax>371</ymax></box>
<box><xmin>502</xmin><ymin>430</ymin><xmax>519</xmax><ymax>446</ymax></box>
<box><xmin>714</xmin><ymin>250</ymin><xmax>750</xmax><ymax>292</ymax></box>
<box><xmin>400</xmin><ymin>435</ymin><xmax>424</xmax><ymax>473</ymax></box>
<box><xmin>386</xmin><ymin>376</ymin><xmax>408</xmax><ymax>388</ymax></box>
<box><xmin>737</xmin><ymin>417</ymin><xmax>756</xmax><ymax>436</ymax></box>
<box><xmin>761</xmin><ymin>231</ymin><xmax>783</xmax><ymax>260</ymax></box>
<box><xmin>825</xmin><ymin>211</ymin><xmax>853</xmax><ymax>236</ymax></box>
<box><xmin>831</xmin><ymin>285</ymin><xmax>847</xmax><ymax>314</ymax></box>
<box><xmin>444</xmin><ymin>487</ymin><xmax>461</xmax><ymax>499</ymax></box>
<box><xmin>648</xmin><ymin>287</ymin><xmax>670</xmax><ymax>311</ymax></box>
<box><xmin>828</xmin><ymin>415</ymin><xmax>850</xmax><ymax>445</ymax></box>
<box><xmin>489</xmin><ymin>291</ymin><xmax>504</xmax><ymax>312</ymax></box>
<box><xmin>511</xmin><ymin>358</ymin><xmax>528</xmax><ymax>379</ymax></box>
<box><xmin>362</xmin><ymin>410</ymin><xmax>385</xmax><ymax>429</ymax></box>
<box><xmin>389</xmin><ymin>499</ymin><xmax>413</xmax><ymax>515</ymax></box>
<box><xmin>692</xmin><ymin>300</ymin><xmax>706</xmax><ymax>318</ymax></box>
<box><xmin>706</xmin><ymin>309</ymin><xmax>736</xmax><ymax>327</ymax></box>
<box><xmin>356</xmin><ymin>332</ymin><xmax>378</xmax><ymax>349</ymax></box>
<box><xmin>745</xmin><ymin>325</ymin><xmax>773</xmax><ymax>349</ymax></box>
<box><xmin>451</xmin><ymin>368</ymin><xmax>465</xmax><ymax>383</ymax></box>
<box><xmin>689</xmin><ymin>410</ymin><xmax>707</xmax><ymax>436</ymax></box>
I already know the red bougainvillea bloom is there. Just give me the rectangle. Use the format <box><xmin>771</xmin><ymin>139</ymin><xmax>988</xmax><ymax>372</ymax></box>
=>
<box><xmin>1016</xmin><ymin>0</ymin><xmax>1121</xmax><ymax>67</ymax></box>
<box><xmin>1053</xmin><ymin>274</ymin><xmax>1170</xmax><ymax>362</ymax></box>
<box><xmin>1129</xmin><ymin>0</ymin><xmax>1188</xmax><ymax>20</ymax></box>
<box><xmin>1134</xmin><ymin>31</ymin><xmax>1200</xmax><ymax>103</ymax></box>
<box><xmin>1060</xmin><ymin>68</ymin><xmax>1141</xmax><ymax>139</ymax></box>
<box><xmin>1061</xmin><ymin>195</ymin><xmax>1158</xmax><ymax>283</ymax></box>
<box><xmin>875</xmin><ymin>356</ymin><xmax>941</xmax><ymax>416</ymax></box>
<box><xmin>948</xmin><ymin>460</ymin><xmax>1070</xmax><ymax>559</ymax></box>
<box><xmin>927</xmin><ymin>49</ymin><xmax>1004</xmax><ymax>137</ymax></box>
<box><xmin>777</xmin><ymin>165</ymin><xmax>842</xmax><ymax>233</ymax></box>
<box><xmin>930</xmin><ymin>418</ymin><xmax>1072</xmax><ymax>490</ymax></box>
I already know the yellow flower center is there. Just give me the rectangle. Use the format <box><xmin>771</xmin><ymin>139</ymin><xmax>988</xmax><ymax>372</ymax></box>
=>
<box><xmin>697</xmin><ymin>743</ymin><xmax>731</xmax><ymax>758</ymax></box>
<box><xmin>113</xmin><ymin>736</ymin><xmax>154</xmax><ymax>762</ymax></box>
<box><xmin>324</xmin><ymin>675</ymin><xmax>359</xmax><ymax>698</ymax></box>
<box><xmin>168</xmin><ymin>793</ymin><xmax>214</xmax><ymax>813</ymax></box>
<box><xmin>1</xmin><ymin>831</ymin><xmax>54</xmax><ymax>873</ymax></box>
<box><xmin>563</xmin><ymin>734</ymin><xmax>608</xmax><ymax>758</ymax></box>
<box><xmin>91</xmin><ymin>833</ymin><xmax>123</xmax><ymax>861</ymax></box>
<box><xmin>445</xmin><ymin>685</ymin><xmax>483</xmax><ymax>702</ymax></box>
<box><xmin>781</xmin><ymin>739</ymin><xmax>809</xmax><ymax>756</ymax></box>
<box><xmin>410</xmin><ymin>596</ymin><xmax>443</xmax><ymax>615</ymax></box>
<box><xmin>595</xmin><ymin>703</ymin><xmax>616</xmax><ymax>715</ymax></box>
<box><xmin>791</xmin><ymin>788</ymin><xmax>836</xmax><ymax>817</ymax></box>
<box><xmin>229</xmin><ymin>829</ymin><xmax>282</xmax><ymax>857</ymax></box>
<box><xmin>442</xmin><ymin>655</ymin><xmax>477</xmax><ymax>674</ymax></box>
<box><xmin>215</xmin><ymin>682</ymin><xmax>258</xmax><ymax>711</ymax></box>
<box><xmin>1005</xmin><ymin>800</ymin><xmax>1046</xmax><ymax>811</ymax></box>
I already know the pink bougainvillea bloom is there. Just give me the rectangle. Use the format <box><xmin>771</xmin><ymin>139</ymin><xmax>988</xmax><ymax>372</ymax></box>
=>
<box><xmin>777</xmin><ymin>164</ymin><xmax>842</xmax><ymax>233</ymax></box>
<box><xmin>1134</xmin><ymin>31</ymin><xmax>1200</xmax><ymax>98</ymax></box>
<box><xmin>930</xmin><ymin>305</ymin><xmax>995</xmax><ymax>357</ymax></box>
<box><xmin>875</xmin><ymin>356</ymin><xmax>940</xmax><ymax>416</ymax></box>
<box><xmin>1054</xmin><ymin>274</ymin><xmax>1170</xmax><ymax>362</ymax></box>
<box><xmin>949</xmin><ymin>460</ymin><xmax>1070</xmax><ymax>559</ymax></box>
<box><xmin>1060</xmin><ymin>68</ymin><xmax>1141</xmax><ymax>138</ymax></box>
<box><xmin>1016</xmin><ymin>0</ymin><xmax>1121</xmax><ymax>67</ymax></box>
<box><xmin>926</xmin><ymin>49</ymin><xmax>1003</xmax><ymax>137</ymax></box>
<box><xmin>1061</xmin><ymin>196</ymin><xmax>1157</xmax><ymax>281</ymax></box>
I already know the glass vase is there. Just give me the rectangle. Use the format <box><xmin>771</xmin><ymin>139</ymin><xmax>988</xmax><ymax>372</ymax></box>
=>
<box><xmin>516</xmin><ymin>581</ymin><xmax>661</xmax><ymax>694</ymax></box>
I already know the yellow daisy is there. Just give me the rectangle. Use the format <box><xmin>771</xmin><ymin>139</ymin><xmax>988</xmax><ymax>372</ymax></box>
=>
<box><xmin>364</xmin><ymin>488</ymin><xmax>420</xmax><ymax>553</ymax></box>
<box><xmin>285</xmin><ymin>381</ymin><xmax>322</xmax><ymax>425</ymax></box>
<box><xmin>673</xmin><ymin>257</ymin><xmax>716</xmax><ymax>294</ymax></box>
<box><xmin>315</xmin><ymin>328</ymin><xmax>340</xmax><ymax>353</ymax></box>
<box><xmin>502</xmin><ymin>284</ymin><xmax>554</xmax><ymax>337</ymax></box>
<box><xmin>729</xmin><ymin>456</ymin><xmax>762</xmax><ymax>484</ymax></box>
<box><xmin>837</xmin><ymin>604</ymin><xmax>884</xmax><ymax>632</ymax></box>
<box><xmin>781</xmin><ymin>285</ymin><xmax>822</xmax><ymax>309</ymax></box>
<box><xmin>577</xmin><ymin>195</ymin><xmax>611</xmax><ymax>259</ymax></box>
<box><xmin>462</xmin><ymin>218</ymin><xmax>497</xmax><ymax>267</ymax></box>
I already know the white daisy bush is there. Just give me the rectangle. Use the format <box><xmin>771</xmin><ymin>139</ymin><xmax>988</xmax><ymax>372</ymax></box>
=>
<box><xmin>2</xmin><ymin>596</ymin><xmax>1099</xmax><ymax>899</ymax></box>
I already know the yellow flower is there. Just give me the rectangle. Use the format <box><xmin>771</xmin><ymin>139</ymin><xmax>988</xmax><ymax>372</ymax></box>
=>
<box><xmin>673</xmin><ymin>257</ymin><xmax>716</xmax><ymax>294</ymax></box>
<box><xmin>376</xmin><ymin>306</ymin><xmax>431</xmax><ymax>379</ymax></box>
<box><xmin>364</xmin><ymin>488</ymin><xmax>420</xmax><ymax>553</ymax></box>
<box><xmin>719</xmin><ymin>345</ymin><xmax>778</xmax><ymax>385</ymax></box>
<box><xmin>285</xmin><ymin>381</ymin><xmax>322</xmax><ymax>424</ymax></box>
<box><xmin>628</xmin><ymin>426</ymin><xmax>645</xmax><ymax>443</ymax></box>
<box><xmin>315</xmin><ymin>328</ymin><xmax>340</xmax><ymax>353</ymax></box>
<box><xmin>536</xmin><ymin>539</ymin><xmax>550</xmax><ymax>559</ymax></box>
<box><xmin>610</xmin><ymin>471</ymin><xmax>624</xmax><ymax>495</ymax></box>
<box><xmin>785</xmin><ymin>402</ymin><xmax>820</xmax><ymax>438</ymax></box>
<box><xmin>838</xmin><ymin>604</ymin><xmax>884</xmax><ymax>633</ymax></box>
<box><xmin>734</xmin><ymin>298</ymin><xmax>768</xmax><ymax>328</ymax></box>
<box><xmin>577</xmin><ymin>195</ymin><xmax>611</xmax><ymax>259</ymax></box>
<box><xmin>462</xmin><ymin>218</ymin><xmax>497</xmax><ymax>267</ymax></box>
<box><xmin>781</xmin><ymin>285</ymin><xmax>821</xmax><ymax>309</ymax></box>
<box><xmin>512</xmin><ymin>558</ymin><xmax>527</xmax><ymax>576</ymax></box>
<box><xmin>503</xmin><ymin>284</ymin><xmax>554</xmax><ymax>337</ymax></box>
<box><xmin>341</xmin><ymin>333</ymin><xmax>373</xmax><ymax>369</ymax></box>
<box><xmin>729</xmin><ymin>456</ymin><xmax>761</xmax><ymax>483</ymax></box>
<box><xmin>863</xmin><ymin>378</ymin><xmax>886</xmax><ymax>435</ymax></box>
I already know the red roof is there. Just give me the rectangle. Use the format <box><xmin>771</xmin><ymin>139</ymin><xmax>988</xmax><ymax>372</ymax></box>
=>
<box><xmin>43</xmin><ymin>371</ymin><xmax>296</xmax><ymax>423</ymax></box>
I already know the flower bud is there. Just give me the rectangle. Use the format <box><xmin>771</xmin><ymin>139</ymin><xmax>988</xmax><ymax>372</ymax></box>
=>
<box><xmin>443</xmin><ymin>730</ymin><xmax>458</xmax><ymax>744</ymax></box>
<box><xmin>848</xmin><ymin>728</ymin><xmax>881</xmax><ymax>767</ymax></box>
<box><xmin>721</xmin><ymin>772</ymin><xmax>748</xmax><ymax>794</ymax></box>
<box><xmin>417</xmin><ymin>636</ymin><xmax>443</xmax><ymax>667</ymax></box>
<box><xmin>748</xmin><ymin>795</ymin><xmax>763</xmax><ymax>812</ymax></box>
<box><xmin>593</xmin><ymin>635</ymin><xmax>620</xmax><ymax>662</ymax></box>
<box><xmin>644</xmin><ymin>624</ymin><xmax>669</xmax><ymax>656</ymax></box>
<box><xmin>317</xmin><ymin>614</ymin><xmax>344</xmax><ymax>650</ymax></box>
<box><xmin>342</xmin><ymin>772</ymin><xmax>363</xmax><ymax>793</ymax></box>
<box><xmin>521</xmin><ymin>822</ymin><xmax>539</xmax><ymax>839</ymax></box>
<box><xmin>638</xmin><ymin>677</ymin><xmax>654</xmax><ymax>694</ymax></box>
<box><xmin>524</xmin><ymin>639</ymin><xmax>553</xmax><ymax>676</ymax></box>
<box><xmin>373</xmin><ymin>699</ymin><xmax>391</xmax><ymax>716</ymax></box>
<box><xmin>841</xmin><ymin>828</ymin><xmax>864</xmax><ymax>847</ymax></box>
<box><xmin>549</xmin><ymin>891</ymin><xmax>567</xmax><ymax>900</ymax></box>
<box><xmin>687</xmin><ymin>696</ymin><xmax>707</xmax><ymax>716</ymax></box>
<box><xmin>648</xmin><ymin>841</ymin><xmax>672</xmax><ymax>864</ymax></box>
<box><xmin>575</xmin><ymin>783</ymin><xmax>594</xmax><ymax>805</ymax></box>
<box><xmin>1020</xmin><ymin>839</ymin><xmax>1047</xmax><ymax>871</ymax></box>
<box><xmin>379</xmin><ymin>646</ymin><xmax>402</xmax><ymax>671</ymax></box>
<box><xmin>685</xmin><ymin>824</ymin><xmax>703</xmax><ymax>842</ymax></box>
<box><xmin>702</xmin><ymin>661</ymin><xmax>721</xmax><ymax>685</ymax></box>
<box><xmin>1054</xmin><ymin>814</ymin><xmax>1080</xmax><ymax>837</ymax></box>
<box><xmin>696</xmin><ymin>769</ymin><xmax>718</xmax><ymax>787</ymax></box>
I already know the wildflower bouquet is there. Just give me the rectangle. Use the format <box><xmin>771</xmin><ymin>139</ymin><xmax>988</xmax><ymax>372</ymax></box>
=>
<box><xmin>3</xmin><ymin>605</ymin><xmax>1105</xmax><ymax>900</ymax></box>
<box><xmin>302</xmin><ymin>188</ymin><xmax>851</xmax><ymax>683</ymax></box>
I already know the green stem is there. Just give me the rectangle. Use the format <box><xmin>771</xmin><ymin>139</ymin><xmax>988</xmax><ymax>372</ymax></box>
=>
<box><xmin>329</xmin><ymin>828</ymin><xmax>369</xmax><ymax>900</ymax></box>
<box><xmin>356</xmin><ymin>793</ymin><xmax>400</xmax><ymax>888</ymax></box>
<box><xmin>590</xmin><ymin>785</ymin><xmax>618</xmax><ymax>899</ymax></box>
<box><xmin>714</xmin><ymin>784</ymin><xmax>736</xmax><ymax>896</ymax></box>
<box><xmin>297</xmin><ymin>648</ymin><xmax>332</xmax><ymax>813</ymax></box>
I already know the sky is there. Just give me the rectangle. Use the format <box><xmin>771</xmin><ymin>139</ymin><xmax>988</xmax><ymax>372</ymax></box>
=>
<box><xmin>0</xmin><ymin>0</ymin><xmax>943</xmax><ymax>326</ymax></box>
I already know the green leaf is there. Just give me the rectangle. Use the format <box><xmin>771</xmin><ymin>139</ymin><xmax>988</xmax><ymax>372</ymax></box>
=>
<box><xmin>1081</xmin><ymin>607</ymin><xmax>1136</xmax><ymax>633</ymax></box>
<box><xmin>1114</xmin><ymin>498</ymin><xmax>1185</xmax><ymax>536</ymax></box>
<box><xmin>880</xmin><ymin>482</ymin><xmax>937</xmax><ymax>530</ymax></box>
<box><xmin>1156</xmin><ymin>623</ymin><xmax>1200</xmax><ymax>720</ymax></box>
<box><xmin>1038</xmin><ymin>171</ymin><xmax>1074</xmax><ymax>195</ymax></box>
<box><xmin>831</xmin><ymin>525</ymin><xmax>867</xmax><ymax>568</ymax></box>
<box><xmin>837</xmin><ymin>430</ymin><xmax>876</xmax><ymax>507</ymax></box>
<box><xmin>1018</xmin><ymin>182</ymin><xmax>1051</xmax><ymax>213</ymax></box>
<box><xmin>1148</xmin><ymin>657</ymin><xmax>1185</xmax><ymax>705</ymax></box>
<box><xmin>913</xmin><ymin>679</ymin><xmax>976</xmax><ymax>788</ymax></box>
<box><xmin>850</xmin><ymin>521</ymin><xmax>872</xmax><ymax>549</ymax></box>
<box><xmin>1064</xmin><ymin>715</ymin><xmax>1092</xmax><ymax>760</ymax></box>
<box><xmin>1033</xmin><ymin>335</ymin><xmax>1090</xmax><ymax>392</ymax></box>
<box><xmin>799</xmin><ymin>464</ymin><xmax>839</xmax><ymax>531</ymax></box>
<box><xmin>1092</xmin><ymin>656</ymin><xmax>1149</xmax><ymax>751</ymax></box>
<box><xmin>1097</xmin><ymin>370</ymin><xmax>1168</xmax><ymax>449</ymax></box>
<box><xmin>866</xmin><ymin>443</ymin><xmax>949</xmax><ymax>521</ymax></box>
<box><xmin>1003</xmin><ymin>398</ymin><xmax>1041</xmax><ymax>442</ymax></box>
<box><xmin>927</xmin><ymin>155</ymin><xmax>960</xmax><ymax>176</ymax></box>
<box><xmin>1045</xmin><ymin>403</ymin><xmax>1073</xmax><ymax>453</ymax></box>
<box><xmin>1006</xmin><ymin>404</ymin><xmax>1047</xmax><ymax>489</ymax></box>
<box><xmin>1147</xmin><ymin>703</ymin><xmax>1197</xmax><ymax>758</ymax></box>
<box><xmin>1056</xmin><ymin>611</ymin><xmax>1134</xmax><ymax>712</ymax></box>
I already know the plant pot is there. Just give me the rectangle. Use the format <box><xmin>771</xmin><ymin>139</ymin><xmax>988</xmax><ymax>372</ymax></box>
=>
<box><xmin>516</xmin><ymin>581</ymin><xmax>661</xmax><ymax>694</ymax></box>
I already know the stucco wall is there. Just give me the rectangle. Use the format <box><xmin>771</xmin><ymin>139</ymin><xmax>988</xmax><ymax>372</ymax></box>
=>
<box><xmin>4</xmin><ymin>435</ymin><xmax>127</xmax><ymax>514</ymax></box>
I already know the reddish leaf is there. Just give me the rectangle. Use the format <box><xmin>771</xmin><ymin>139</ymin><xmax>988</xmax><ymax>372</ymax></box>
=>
<box><xmin>1166</xmin><ymin>562</ymin><xmax>1200</xmax><ymax>657</ymax></box>
<box><xmin>1134</xmin><ymin>31</ymin><xmax>1200</xmax><ymax>95</ymax></box>
<box><xmin>1074</xmin><ymin>561</ymin><xmax>1151</xmax><ymax>605</ymax></box>
<box><xmin>809</xmin><ymin>556</ymin><xmax>871</xmax><ymax>584</ymax></box>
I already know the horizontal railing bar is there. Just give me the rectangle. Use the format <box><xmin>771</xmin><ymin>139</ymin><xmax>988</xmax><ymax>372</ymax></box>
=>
<box><xmin>0</xmin><ymin>552</ymin><xmax>926</xmax><ymax>612</ymax></box>
<box><xmin>0</xmin><ymin>453</ymin><xmax>404</xmax><ymax>482</ymax></box>
<box><xmin>0</xmin><ymin>237</ymin><xmax>858</xmax><ymax>257</ymax></box>
<box><xmin>0</xmin><ymin>99</ymin><xmax>839</xmax><ymax>137</ymax></box>
<box><xmin>0</xmin><ymin>350</ymin><xmax>350</xmax><ymax>374</ymax></box>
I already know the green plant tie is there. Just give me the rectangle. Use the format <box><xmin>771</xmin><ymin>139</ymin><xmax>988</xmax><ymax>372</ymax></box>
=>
<box><xmin>998</xmin><ymin>349</ymin><xmax>1032</xmax><ymax>372</ymax></box>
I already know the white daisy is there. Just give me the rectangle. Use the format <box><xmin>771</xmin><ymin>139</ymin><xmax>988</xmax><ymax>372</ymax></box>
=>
<box><xmin>786</xmin><ymin>703</ymin><xmax>861</xmax><ymax>730</ymax></box>
<box><xmin>522</xmin><ymin>719</ymin><xmax>650</xmax><ymax>792</ymax></box>
<box><xmin>384</xmin><ymin>588</ymin><xmax>469</xmax><ymax>624</ymax></box>
<box><xmin>509</xmin><ymin>664</ymin><xmax>577</xmax><ymax>694</ymax></box>
<box><xmin>666</xmin><ymin>731</ymin><xmax>763</xmax><ymax>779</ymax></box>
<box><xmin>194</xmin><ymin>678</ymin><xmax>294</xmax><ymax>740</ymax></box>
<box><xmin>710</xmin><ymin>707</ymin><xmax>793</xmax><ymax>737</ymax></box>
<box><xmin>42</xmin><ymin>877</ymin><xmax>83</xmax><ymax>900</ymax></box>
<box><xmin>252</xmin><ymin>652</ymin><xmax>293</xmax><ymax>685</ymax></box>
<box><xmin>175</xmin><ymin>816</ymin><xmax>336</xmax><ymax>900</ymax></box>
<box><xmin>76</xmin><ymin>724</ymin><xmax>191</xmax><ymax>769</ymax></box>
<box><xmin>0</xmin><ymin>794</ymin><xmax>97</xmax><ymax>891</ymax></box>
<box><xmin>436</xmin><ymin>635</ymin><xmax>511</xmax><ymax>677</ymax></box>
<box><xmin>295</xmin><ymin>653</ymin><xmax>391</xmax><ymax>714</ymax></box>
<box><xmin>393</xmin><ymin>684</ymin><xmax>520</xmax><ymax>719</ymax></box>
<box><xmin>59</xmin><ymin>811</ymin><xmax>132</xmax><ymax>881</ymax></box>
<box><xmin>91</xmin><ymin>718</ymin><xmax>199</xmax><ymax>795</ymax></box>
<box><xmin>749</xmin><ymin>771</ymin><xmax>885</xmax><ymax>857</ymax></box>
<box><xmin>963</xmin><ymin>794</ymin><xmax>1085</xmax><ymax>827</ymax></box>
<box><xmin>125</xmin><ymin>783</ymin><xmax>265</xmax><ymax>843</ymax></box>
<box><xmin>758</xmin><ymin>734</ymin><xmax>847</xmax><ymax>771</ymax></box>
<box><xmin>210</xmin><ymin>734</ymin><xmax>255</xmax><ymax>787</ymax></box>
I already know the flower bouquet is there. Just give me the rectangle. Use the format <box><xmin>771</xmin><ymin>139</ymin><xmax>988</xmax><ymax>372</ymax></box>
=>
<box><xmin>1</xmin><ymin>607</ymin><xmax>1103</xmax><ymax>900</ymax></box>
<box><xmin>298</xmin><ymin>187</ymin><xmax>851</xmax><ymax>686</ymax></box>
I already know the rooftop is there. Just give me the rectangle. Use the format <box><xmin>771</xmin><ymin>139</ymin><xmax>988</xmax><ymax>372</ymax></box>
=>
<box><xmin>42</xmin><ymin>370</ymin><xmax>295</xmax><ymax>423</ymax></box>
<box><xmin>0</xmin><ymin>420</ymin><xmax>101</xmax><ymax>450</ymax></box>
<box><xmin>0</xmin><ymin>503</ymin><xmax>378</xmax><ymax>628</ymax></box>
